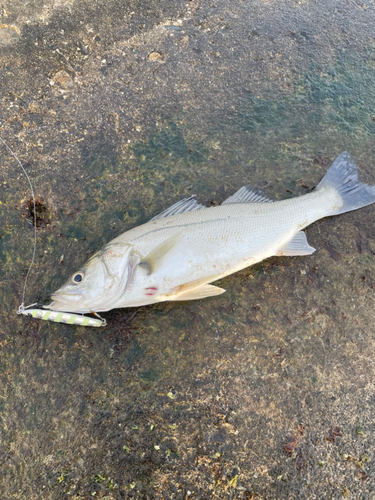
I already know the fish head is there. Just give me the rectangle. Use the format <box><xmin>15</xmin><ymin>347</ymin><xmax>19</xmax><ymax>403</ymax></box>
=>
<box><xmin>47</xmin><ymin>243</ymin><xmax>139</xmax><ymax>313</ymax></box>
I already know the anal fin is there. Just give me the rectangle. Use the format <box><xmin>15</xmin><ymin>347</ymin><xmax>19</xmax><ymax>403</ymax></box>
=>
<box><xmin>276</xmin><ymin>231</ymin><xmax>315</xmax><ymax>256</ymax></box>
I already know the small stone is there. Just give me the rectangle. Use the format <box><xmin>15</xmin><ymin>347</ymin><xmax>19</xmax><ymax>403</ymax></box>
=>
<box><xmin>52</xmin><ymin>70</ymin><xmax>74</xmax><ymax>88</ymax></box>
<box><xmin>148</xmin><ymin>52</ymin><xmax>163</xmax><ymax>61</ymax></box>
<box><xmin>0</xmin><ymin>26</ymin><xmax>20</xmax><ymax>46</ymax></box>
<box><xmin>164</xmin><ymin>25</ymin><xmax>182</xmax><ymax>31</ymax></box>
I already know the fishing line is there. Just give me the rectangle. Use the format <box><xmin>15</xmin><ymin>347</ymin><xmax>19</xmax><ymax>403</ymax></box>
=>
<box><xmin>1</xmin><ymin>137</ymin><xmax>106</xmax><ymax>327</ymax></box>
<box><xmin>0</xmin><ymin>137</ymin><xmax>37</xmax><ymax>311</ymax></box>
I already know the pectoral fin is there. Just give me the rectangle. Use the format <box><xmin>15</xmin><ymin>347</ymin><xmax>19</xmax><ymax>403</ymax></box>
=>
<box><xmin>170</xmin><ymin>284</ymin><xmax>226</xmax><ymax>301</ymax></box>
<box><xmin>139</xmin><ymin>233</ymin><xmax>181</xmax><ymax>275</ymax></box>
<box><xmin>276</xmin><ymin>231</ymin><xmax>315</xmax><ymax>256</ymax></box>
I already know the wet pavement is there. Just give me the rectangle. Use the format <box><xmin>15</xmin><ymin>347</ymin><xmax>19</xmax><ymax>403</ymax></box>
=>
<box><xmin>1</xmin><ymin>0</ymin><xmax>375</xmax><ymax>498</ymax></box>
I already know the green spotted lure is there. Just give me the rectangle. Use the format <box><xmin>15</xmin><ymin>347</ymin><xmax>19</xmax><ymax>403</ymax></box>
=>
<box><xmin>1</xmin><ymin>138</ymin><xmax>106</xmax><ymax>327</ymax></box>
<box><xmin>22</xmin><ymin>309</ymin><xmax>104</xmax><ymax>327</ymax></box>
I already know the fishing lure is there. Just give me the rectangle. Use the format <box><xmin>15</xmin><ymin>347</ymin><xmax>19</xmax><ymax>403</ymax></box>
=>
<box><xmin>19</xmin><ymin>308</ymin><xmax>105</xmax><ymax>327</ymax></box>
<box><xmin>0</xmin><ymin>138</ymin><xmax>106</xmax><ymax>327</ymax></box>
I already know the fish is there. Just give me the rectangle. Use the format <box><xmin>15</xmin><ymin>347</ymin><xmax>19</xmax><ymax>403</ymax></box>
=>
<box><xmin>46</xmin><ymin>152</ymin><xmax>375</xmax><ymax>314</ymax></box>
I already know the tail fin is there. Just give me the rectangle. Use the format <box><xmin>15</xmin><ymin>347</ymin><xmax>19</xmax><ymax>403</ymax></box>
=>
<box><xmin>316</xmin><ymin>151</ymin><xmax>375</xmax><ymax>216</ymax></box>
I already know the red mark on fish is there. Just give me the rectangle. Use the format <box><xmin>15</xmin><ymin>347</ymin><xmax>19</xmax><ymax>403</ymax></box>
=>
<box><xmin>145</xmin><ymin>287</ymin><xmax>158</xmax><ymax>296</ymax></box>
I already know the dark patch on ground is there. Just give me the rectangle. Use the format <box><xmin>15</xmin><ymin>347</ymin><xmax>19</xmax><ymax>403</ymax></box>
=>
<box><xmin>21</xmin><ymin>196</ymin><xmax>52</xmax><ymax>228</ymax></box>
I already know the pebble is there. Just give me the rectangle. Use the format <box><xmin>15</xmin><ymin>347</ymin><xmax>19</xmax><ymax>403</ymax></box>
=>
<box><xmin>148</xmin><ymin>52</ymin><xmax>163</xmax><ymax>61</ymax></box>
<box><xmin>52</xmin><ymin>70</ymin><xmax>74</xmax><ymax>88</ymax></box>
<box><xmin>164</xmin><ymin>25</ymin><xmax>182</xmax><ymax>31</ymax></box>
<box><xmin>0</xmin><ymin>26</ymin><xmax>20</xmax><ymax>46</ymax></box>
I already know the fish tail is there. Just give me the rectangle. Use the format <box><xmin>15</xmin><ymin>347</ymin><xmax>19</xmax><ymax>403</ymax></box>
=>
<box><xmin>316</xmin><ymin>151</ymin><xmax>375</xmax><ymax>216</ymax></box>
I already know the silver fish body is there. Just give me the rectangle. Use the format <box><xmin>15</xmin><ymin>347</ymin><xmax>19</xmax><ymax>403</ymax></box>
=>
<box><xmin>47</xmin><ymin>152</ymin><xmax>375</xmax><ymax>314</ymax></box>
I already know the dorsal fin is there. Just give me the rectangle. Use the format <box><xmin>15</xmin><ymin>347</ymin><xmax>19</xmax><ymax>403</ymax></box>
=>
<box><xmin>149</xmin><ymin>196</ymin><xmax>206</xmax><ymax>221</ymax></box>
<box><xmin>222</xmin><ymin>185</ymin><xmax>274</xmax><ymax>205</ymax></box>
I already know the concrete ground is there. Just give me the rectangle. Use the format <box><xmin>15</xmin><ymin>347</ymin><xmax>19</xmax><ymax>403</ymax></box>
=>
<box><xmin>1</xmin><ymin>0</ymin><xmax>375</xmax><ymax>498</ymax></box>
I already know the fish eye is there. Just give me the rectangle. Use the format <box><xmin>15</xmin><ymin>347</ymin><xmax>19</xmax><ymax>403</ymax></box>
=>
<box><xmin>71</xmin><ymin>272</ymin><xmax>84</xmax><ymax>284</ymax></box>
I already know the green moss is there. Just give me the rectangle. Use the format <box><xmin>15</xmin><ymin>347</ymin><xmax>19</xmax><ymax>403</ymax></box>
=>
<box><xmin>140</xmin><ymin>368</ymin><xmax>159</xmax><ymax>382</ymax></box>
<box><xmin>131</xmin><ymin>119</ymin><xmax>208</xmax><ymax>195</ymax></box>
<box><xmin>236</xmin><ymin>49</ymin><xmax>375</xmax><ymax>156</ymax></box>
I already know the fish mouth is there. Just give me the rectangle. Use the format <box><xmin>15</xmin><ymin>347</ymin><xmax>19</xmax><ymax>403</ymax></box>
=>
<box><xmin>44</xmin><ymin>291</ymin><xmax>89</xmax><ymax>313</ymax></box>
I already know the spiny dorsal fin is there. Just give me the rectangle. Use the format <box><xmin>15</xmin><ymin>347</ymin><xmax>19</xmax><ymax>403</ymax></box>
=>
<box><xmin>139</xmin><ymin>233</ymin><xmax>181</xmax><ymax>275</ymax></box>
<box><xmin>149</xmin><ymin>196</ymin><xmax>206</xmax><ymax>221</ymax></box>
<box><xmin>222</xmin><ymin>185</ymin><xmax>274</xmax><ymax>205</ymax></box>
<box><xmin>169</xmin><ymin>284</ymin><xmax>225</xmax><ymax>301</ymax></box>
<box><xmin>276</xmin><ymin>231</ymin><xmax>315</xmax><ymax>257</ymax></box>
